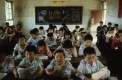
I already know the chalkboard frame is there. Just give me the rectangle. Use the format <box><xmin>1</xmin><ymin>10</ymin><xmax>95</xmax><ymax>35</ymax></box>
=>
<box><xmin>35</xmin><ymin>6</ymin><xmax>83</xmax><ymax>25</ymax></box>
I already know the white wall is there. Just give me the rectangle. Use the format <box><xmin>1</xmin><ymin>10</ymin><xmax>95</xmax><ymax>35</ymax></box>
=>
<box><xmin>14</xmin><ymin>0</ymin><xmax>101</xmax><ymax>36</ymax></box>
<box><xmin>105</xmin><ymin>0</ymin><xmax>122</xmax><ymax>29</ymax></box>
<box><xmin>0</xmin><ymin>0</ymin><xmax>6</xmax><ymax>26</ymax></box>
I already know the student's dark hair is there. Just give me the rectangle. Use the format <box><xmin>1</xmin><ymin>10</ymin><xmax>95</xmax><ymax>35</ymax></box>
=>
<box><xmin>83</xmin><ymin>47</ymin><xmax>96</xmax><ymax>56</ymax></box>
<box><xmin>54</xmin><ymin>49</ymin><xmax>65</xmax><ymax>57</ymax></box>
<box><xmin>62</xmin><ymin>39</ymin><xmax>73</xmax><ymax>49</ymax></box>
<box><xmin>118</xmin><ymin>30</ymin><xmax>122</xmax><ymax>33</ymax></box>
<box><xmin>24</xmin><ymin>45</ymin><xmax>37</xmax><ymax>54</ymax></box>
<box><xmin>100</xmin><ymin>21</ymin><xmax>103</xmax><ymax>24</ymax></box>
<box><xmin>79</xmin><ymin>28</ymin><xmax>84</xmax><ymax>32</ymax></box>
<box><xmin>108</xmin><ymin>22</ymin><xmax>112</xmax><ymax>25</ymax></box>
<box><xmin>33</xmin><ymin>28</ymin><xmax>39</xmax><ymax>33</ymax></box>
<box><xmin>47</xmin><ymin>33</ymin><xmax>53</xmax><ymax>37</ymax></box>
<box><xmin>102</xmin><ymin>25</ymin><xmax>107</xmax><ymax>29</ymax></box>
<box><xmin>114</xmin><ymin>24</ymin><xmax>119</xmax><ymax>27</ymax></box>
<box><xmin>17</xmin><ymin>34</ymin><xmax>25</xmax><ymax>39</ymax></box>
<box><xmin>75</xmin><ymin>25</ymin><xmax>80</xmax><ymax>29</ymax></box>
<box><xmin>30</xmin><ymin>29</ymin><xmax>36</xmax><ymax>34</ymax></box>
<box><xmin>0</xmin><ymin>27</ymin><xmax>3</xmax><ymax>30</ymax></box>
<box><xmin>85</xmin><ymin>34</ymin><xmax>93</xmax><ymax>41</ymax></box>
<box><xmin>39</xmin><ymin>26</ymin><xmax>44</xmax><ymax>30</ymax></box>
<box><xmin>64</xmin><ymin>30</ymin><xmax>72</xmax><ymax>39</ymax></box>
<box><xmin>37</xmin><ymin>40</ymin><xmax>46</xmax><ymax>47</ymax></box>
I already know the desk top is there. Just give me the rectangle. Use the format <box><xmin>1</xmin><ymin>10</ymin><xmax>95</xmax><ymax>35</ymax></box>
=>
<box><xmin>0</xmin><ymin>73</ymin><xmax>7</xmax><ymax>80</ymax></box>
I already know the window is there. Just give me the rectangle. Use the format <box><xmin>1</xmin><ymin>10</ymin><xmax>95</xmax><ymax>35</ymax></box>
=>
<box><xmin>5</xmin><ymin>1</ymin><xmax>13</xmax><ymax>25</ymax></box>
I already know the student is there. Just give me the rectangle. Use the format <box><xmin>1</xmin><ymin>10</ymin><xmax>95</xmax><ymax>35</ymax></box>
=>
<box><xmin>13</xmin><ymin>45</ymin><xmax>44</xmax><ymax>79</ymax></box>
<box><xmin>39</xmin><ymin>26</ymin><xmax>45</xmax><ymax>36</ymax></box>
<box><xmin>79</xmin><ymin>34</ymin><xmax>101</xmax><ymax>56</ymax></box>
<box><xmin>45</xmin><ymin>49</ymin><xmax>74</xmax><ymax>80</ymax></box>
<box><xmin>0</xmin><ymin>55</ymin><xmax>14</xmax><ymax>73</ymax></box>
<box><xmin>27</xmin><ymin>29</ymin><xmax>41</xmax><ymax>46</ymax></box>
<box><xmin>36</xmin><ymin>40</ymin><xmax>52</xmax><ymax>57</ymax></box>
<box><xmin>15</xmin><ymin>24</ymin><xmax>22</xmax><ymax>36</ymax></box>
<box><xmin>13</xmin><ymin>34</ymin><xmax>27</xmax><ymax>60</ymax></box>
<box><xmin>107</xmin><ymin>22</ymin><xmax>112</xmax><ymax>31</ymax></box>
<box><xmin>75</xmin><ymin>31</ymin><xmax>87</xmax><ymax>47</ymax></box>
<box><xmin>61</xmin><ymin>30</ymin><xmax>75</xmax><ymax>45</ymax></box>
<box><xmin>5</xmin><ymin>26</ymin><xmax>15</xmax><ymax>42</ymax></box>
<box><xmin>54</xmin><ymin>39</ymin><xmax>77</xmax><ymax>58</ymax></box>
<box><xmin>45</xmin><ymin>33</ymin><xmax>57</xmax><ymax>47</ymax></box>
<box><xmin>72</xmin><ymin>25</ymin><xmax>80</xmax><ymax>37</ymax></box>
<box><xmin>0</xmin><ymin>27</ymin><xmax>7</xmax><ymax>44</ymax></box>
<box><xmin>33</xmin><ymin>28</ymin><xmax>39</xmax><ymax>36</ymax></box>
<box><xmin>76</xmin><ymin>47</ymin><xmax>110</xmax><ymax>80</ymax></box>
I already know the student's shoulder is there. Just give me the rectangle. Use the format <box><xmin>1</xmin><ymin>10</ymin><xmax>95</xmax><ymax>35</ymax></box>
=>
<box><xmin>80</xmin><ymin>59</ymin><xmax>86</xmax><ymax>64</ymax></box>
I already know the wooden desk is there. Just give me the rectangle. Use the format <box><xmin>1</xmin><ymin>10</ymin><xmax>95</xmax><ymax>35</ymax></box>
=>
<box><xmin>0</xmin><ymin>73</ymin><xmax>7</xmax><ymax>80</ymax></box>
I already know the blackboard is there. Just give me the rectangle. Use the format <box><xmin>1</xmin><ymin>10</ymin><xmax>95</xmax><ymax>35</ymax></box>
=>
<box><xmin>35</xmin><ymin>6</ymin><xmax>83</xmax><ymax>25</ymax></box>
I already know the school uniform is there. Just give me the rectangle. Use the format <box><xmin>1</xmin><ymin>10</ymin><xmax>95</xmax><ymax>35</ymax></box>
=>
<box><xmin>79</xmin><ymin>43</ymin><xmax>101</xmax><ymax>56</ymax></box>
<box><xmin>17</xmin><ymin>56</ymin><xmax>43</xmax><ymax>79</ymax></box>
<box><xmin>14</xmin><ymin>43</ymin><xmax>26</xmax><ymax>59</ymax></box>
<box><xmin>45</xmin><ymin>59</ymin><xmax>73</xmax><ymax>79</ymax></box>
<box><xmin>55</xmin><ymin>46</ymin><xmax>73</xmax><ymax>58</ymax></box>
<box><xmin>45</xmin><ymin>38</ymin><xmax>57</xmax><ymax>46</ymax></box>
<box><xmin>76</xmin><ymin>59</ymin><xmax>110</xmax><ymax>80</ymax></box>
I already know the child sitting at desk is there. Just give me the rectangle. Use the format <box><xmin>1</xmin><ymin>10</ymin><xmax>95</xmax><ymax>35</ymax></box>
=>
<box><xmin>54</xmin><ymin>39</ymin><xmax>77</xmax><ymax>58</ymax></box>
<box><xmin>76</xmin><ymin>47</ymin><xmax>110</xmax><ymax>80</ymax></box>
<box><xmin>13</xmin><ymin>34</ymin><xmax>27</xmax><ymax>60</ymax></box>
<box><xmin>36</xmin><ymin>40</ymin><xmax>52</xmax><ymax>57</ymax></box>
<box><xmin>45</xmin><ymin>49</ymin><xmax>75</xmax><ymax>80</ymax></box>
<box><xmin>45</xmin><ymin>33</ymin><xmax>57</xmax><ymax>48</ymax></box>
<box><xmin>13</xmin><ymin>45</ymin><xmax>44</xmax><ymax>79</ymax></box>
<box><xmin>79</xmin><ymin>34</ymin><xmax>101</xmax><ymax>57</ymax></box>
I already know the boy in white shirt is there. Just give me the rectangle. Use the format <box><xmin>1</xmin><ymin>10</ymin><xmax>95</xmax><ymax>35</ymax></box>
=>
<box><xmin>76</xmin><ymin>47</ymin><xmax>110</xmax><ymax>80</ymax></box>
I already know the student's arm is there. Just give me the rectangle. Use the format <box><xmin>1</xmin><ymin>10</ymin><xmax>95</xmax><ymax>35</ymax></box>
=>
<box><xmin>33</xmin><ymin>59</ymin><xmax>44</xmax><ymax>79</ymax></box>
<box><xmin>78</xmin><ymin>44</ymin><xmax>84</xmax><ymax>56</ymax></box>
<box><xmin>27</xmin><ymin>38</ymin><xmax>32</xmax><ymax>45</ymax></box>
<box><xmin>73</xmin><ymin>46</ymin><xmax>78</xmax><ymax>57</ymax></box>
<box><xmin>76</xmin><ymin>61</ymin><xmax>85</xmax><ymax>80</ymax></box>
<box><xmin>13</xmin><ymin>58</ymin><xmax>25</xmax><ymax>76</ymax></box>
<box><xmin>94</xmin><ymin>45</ymin><xmax>101</xmax><ymax>56</ymax></box>
<box><xmin>46</xmin><ymin>45</ymin><xmax>53</xmax><ymax>57</ymax></box>
<box><xmin>13</xmin><ymin>44</ymin><xmax>19</xmax><ymax>57</ymax></box>
<box><xmin>45</xmin><ymin>60</ymin><xmax>58</xmax><ymax>76</ymax></box>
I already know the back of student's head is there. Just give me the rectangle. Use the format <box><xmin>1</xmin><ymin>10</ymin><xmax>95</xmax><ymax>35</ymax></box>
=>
<box><xmin>62</xmin><ymin>39</ymin><xmax>73</xmax><ymax>49</ymax></box>
<box><xmin>85</xmin><ymin>34</ymin><xmax>93</xmax><ymax>41</ymax></box>
<box><xmin>54</xmin><ymin>49</ymin><xmax>65</xmax><ymax>57</ymax></box>
<box><xmin>47</xmin><ymin>33</ymin><xmax>53</xmax><ymax>37</ymax></box>
<box><xmin>100</xmin><ymin>21</ymin><xmax>103</xmax><ymax>24</ymax></box>
<box><xmin>83</xmin><ymin>47</ymin><xmax>96</xmax><ymax>57</ymax></box>
<box><xmin>37</xmin><ymin>40</ymin><xmax>46</xmax><ymax>47</ymax></box>
<box><xmin>30</xmin><ymin>29</ymin><xmax>36</xmax><ymax>35</ymax></box>
<box><xmin>24</xmin><ymin>45</ymin><xmax>37</xmax><ymax>54</ymax></box>
<box><xmin>39</xmin><ymin>26</ymin><xmax>44</xmax><ymax>30</ymax></box>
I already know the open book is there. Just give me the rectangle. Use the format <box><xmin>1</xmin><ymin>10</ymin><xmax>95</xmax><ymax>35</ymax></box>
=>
<box><xmin>92</xmin><ymin>67</ymin><xmax>108</xmax><ymax>80</ymax></box>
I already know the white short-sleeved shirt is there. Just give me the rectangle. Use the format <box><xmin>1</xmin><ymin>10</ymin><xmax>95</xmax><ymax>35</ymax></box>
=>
<box><xmin>45</xmin><ymin>59</ymin><xmax>72</xmax><ymax>75</ymax></box>
<box><xmin>19</xmin><ymin>56</ymin><xmax>43</xmax><ymax>70</ymax></box>
<box><xmin>54</xmin><ymin>46</ymin><xmax>73</xmax><ymax>58</ymax></box>
<box><xmin>76</xmin><ymin>59</ymin><xmax>110</xmax><ymax>80</ymax></box>
<box><xmin>79</xmin><ymin>43</ymin><xmax>101</xmax><ymax>56</ymax></box>
<box><xmin>14</xmin><ymin>43</ymin><xmax>26</xmax><ymax>56</ymax></box>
